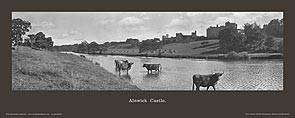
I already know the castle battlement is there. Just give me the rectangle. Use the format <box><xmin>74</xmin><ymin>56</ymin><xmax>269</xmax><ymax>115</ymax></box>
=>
<box><xmin>162</xmin><ymin>30</ymin><xmax>198</xmax><ymax>41</ymax></box>
<box><xmin>207</xmin><ymin>21</ymin><xmax>237</xmax><ymax>39</ymax></box>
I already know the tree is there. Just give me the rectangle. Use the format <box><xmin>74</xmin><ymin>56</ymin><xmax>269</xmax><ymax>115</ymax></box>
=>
<box><xmin>76</xmin><ymin>41</ymin><xmax>89</xmax><ymax>53</ymax></box>
<box><xmin>218</xmin><ymin>28</ymin><xmax>245</xmax><ymax>53</ymax></box>
<box><xmin>277</xmin><ymin>40</ymin><xmax>283</xmax><ymax>53</ymax></box>
<box><xmin>139</xmin><ymin>38</ymin><xmax>162</xmax><ymax>53</ymax></box>
<box><xmin>26</xmin><ymin>32</ymin><xmax>54</xmax><ymax>49</ymax></box>
<box><xmin>126</xmin><ymin>38</ymin><xmax>139</xmax><ymax>45</ymax></box>
<box><xmin>263</xmin><ymin>37</ymin><xmax>275</xmax><ymax>52</ymax></box>
<box><xmin>88</xmin><ymin>41</ymin><xmax>100</xmax><ymax>53</ymax></box>
<box><xmin>263</xmin><ymin>19</ymin><xmax>283</xmax><ymax>37</ymax></box>
<box><xmin>11</xmin><ymin>18</ymin><xmax>31</xmax><ymax>47</ymax></box>
<box><xmin>243</xmin><ymin>23</ymin><xmax>265</xmax><ymax>51</ymax></box>
<box><xmin>98</xmin><ymin>46</ymin><xmax>107</xmax><ymax>54</ymax></box>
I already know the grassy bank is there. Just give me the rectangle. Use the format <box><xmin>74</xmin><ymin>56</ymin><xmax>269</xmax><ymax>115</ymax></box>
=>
<box><xmin>12</xmin><ymin>46</ymin><xmax>140</xmax><ymax>90</ymax></box>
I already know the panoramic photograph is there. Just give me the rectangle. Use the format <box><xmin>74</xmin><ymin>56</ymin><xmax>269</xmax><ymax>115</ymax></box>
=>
<box><xmin>11</xmin><ymin>12</ymin><xmax>284</xmax><ymax>91</ymax></box>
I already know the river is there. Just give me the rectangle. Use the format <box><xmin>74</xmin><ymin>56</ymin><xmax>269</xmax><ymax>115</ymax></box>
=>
<box><xmin>67</xmin><ymin>53</ymin><xmax>283</xmax><ymax>91</ymax></box>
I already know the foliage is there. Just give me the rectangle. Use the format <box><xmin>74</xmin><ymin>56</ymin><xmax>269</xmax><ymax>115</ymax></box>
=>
<box><xmin>263</xmin><ymin>37</ymin><xmax>275</xmax><ymax>52</ymax></box>
<box><xmin>263</xmin><ymin>19</ymin><xmax>283</xmax><ymax>38</ymax></box>
<box><xmin>139</xmin><ymin>38</ymin><xmax>162</xmax><ymax>53</ymax></box>
<box><xmin>88</xmin><ymin>41</ymin><xmax>100</xmax><ymax>53</ymax></box>
<box><xmin>126</xmin><ymin>38</ymin><xmax>139</xmax><ymax>45</ymax></box>
<box><xmin>226</xmin><ymin>51</ymin><xmax>250</xmax><ymax>60</ymax></box>
<box><xmin>218</xmin><ymin>20</ymin><xmax>283</xmax><ymax>53</ymax></box>
<box><xmin>11</xmin><ymin>18</ymin><xmax>31</xmax><ymax>46</ymax></box>
<box><xmin>76</xmin><ymin>41</ymin><xmax>89</xmax><ymax>53</ymax></box>
<box><xmin>51</xmin><ymin>44</ymin><xmax>78</xmax><ymax>52</ymax></box>
<box><xmin>25</xmin><ymin>32</ymin><xmax>54</xmax><ymax>49</ymax></box>
<box><xmin>243</xmin><ymin>23</ymin><xmax>265</xmax><ymax>51</ymax></box>
<box><xmin>277</xmin><ymin>40</ymin><xmax>283</xmax><ymax>53</ymax></box>
<box><xmin>52</xmin><ymin>40</ymin><xmax>106</xmax><ymax>53</ymax></box>
<box><xmin>219</xmin><ymin>28</ymin><xmax>245</xmax><ymax>53</ymax></box>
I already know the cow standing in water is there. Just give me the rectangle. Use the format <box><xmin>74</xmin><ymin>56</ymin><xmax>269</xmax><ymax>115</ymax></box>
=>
<box><xmin>114</xmin><ymin>60</ymin><xmax>134</xmax><ymax>75</ymax></box>
<box><xmin>143</xmin><ymin>64</ymin><xmax>161</xmax><ymax>74</ymax></box>
<box><xmin>192</xmin><ymin>72</ymin><xmax>223</xmax><ymax>91</ymax></box>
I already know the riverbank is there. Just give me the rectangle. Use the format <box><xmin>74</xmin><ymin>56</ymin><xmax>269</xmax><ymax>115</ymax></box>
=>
<box><xmin>12</xmin><ymin>46</ymin><xmax>140</xmax><ymax>90</ymax></box>
<box><xmin>87</xmin><ymin>52</ymin><xmax>283</xmax><ymax>60</ymax></box>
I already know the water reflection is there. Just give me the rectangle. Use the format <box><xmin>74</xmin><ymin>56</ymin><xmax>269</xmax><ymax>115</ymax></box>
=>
<box><xmin>139</xmin><ymin>57</ymin><xmax>152</xmax><ymax>63</ymax></box>
<box><xmin>120</xmin><ymin>74</ymin><xmax>132</xmax><ymax>80</ymax></box>
<box><xmin>143</xmin><ymin>73</ymin><xmax>160</xmax><ymax>80</ymax></box>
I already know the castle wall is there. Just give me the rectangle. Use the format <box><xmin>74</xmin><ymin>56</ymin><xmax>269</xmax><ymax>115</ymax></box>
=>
<box><xmin>207</xmin><ymin>27</ymin><xmax>224</xmax><ymax>39</ymax></box>
<box><xmin>206</xmin><ymin>22</ymin><xmax>237</xmax><ymax>39</ymax></box>
<box><xmin>162</xmin><ymin>31</ymin><xmax>198</xmax><ymax>42</ymax></box>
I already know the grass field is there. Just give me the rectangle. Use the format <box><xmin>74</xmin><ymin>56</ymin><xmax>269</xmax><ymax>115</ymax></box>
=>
<box><xmin>162</xmin><ymin>39</ymin><xmax>220</xmax><ymax>56</ymax></box>
<box><xmin>12</xmin><ymin>46</ymin><xmax>140</xmax><ymax>90</ymax></box>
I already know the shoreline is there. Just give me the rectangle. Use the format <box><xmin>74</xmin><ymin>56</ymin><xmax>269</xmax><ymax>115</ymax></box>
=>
<box><xmin>83</xmin><ymin>52</ymin><xmax>284</xmax><ymax>60</ymax></box>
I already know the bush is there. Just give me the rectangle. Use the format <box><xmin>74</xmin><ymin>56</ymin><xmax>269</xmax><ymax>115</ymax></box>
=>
<box><xmin>277</xmin><ymin>40</ymin><xmax>283</xmax><ymax>53</ymax></box>
<box><xmin>226</xmin><ymin>51</ymin><xmax>250</xmax><ymax>60</ymax></box>
<box><xmin>226</xmin><ymin>51</ymin><xmax>239</xmax><ymax>60</ymax></box>
<box><xmin>238</xmin><ymin>52</ymin><xmax>250</xmax><ymax>60</ymax></box>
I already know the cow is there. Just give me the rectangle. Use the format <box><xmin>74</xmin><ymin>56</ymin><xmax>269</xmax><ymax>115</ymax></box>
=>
<box><xmin>115</xmin><ymin>60</ymin><xmax>128</xmax><ymax>69</ymax></box>
<box><xmin>192</xmin><ymin>72</ymin><xmax>223</xmax><ymax>91</ymax></box>
<box><xmin>80</xmin><ymin>55</ymin><xmax>86</xmax><ymax>58</ymax></box>
<box><xmin>114</xmin><ymin>60</ymin><xmax>134</xmax><ymax>75</ymax></box>
<box><xmin>143</xmin><ymin>64</ymin><xmax>161</xmax><ymax>74</ymax></box>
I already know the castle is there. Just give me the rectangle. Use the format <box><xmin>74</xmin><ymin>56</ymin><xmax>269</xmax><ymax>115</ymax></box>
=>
<box><xmin>160</xmin><ymin>21</ymin><xmax>238</xmax><ymax>41</ymax></box>
<box><xmin>206</xmin><ymin>21</ymin><xmax>237</xmax><ymax>39</ymax></box>
<box><xmin>162</xmin><ymin>31</ymin><xmax>198</xmax><ymax>42</ymax></box>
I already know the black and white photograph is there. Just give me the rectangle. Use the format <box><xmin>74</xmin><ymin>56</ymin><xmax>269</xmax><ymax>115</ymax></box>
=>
<box><xmin>11</xmin><ymin>12</ymin><xmax>284</xmax><ymax>91</ymax></box>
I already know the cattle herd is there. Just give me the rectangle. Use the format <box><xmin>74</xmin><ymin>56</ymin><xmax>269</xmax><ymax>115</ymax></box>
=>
<box><xmin>114</xmin><ymin>59</ymin><xmax>224</xmax><ymax>91</ymax></box>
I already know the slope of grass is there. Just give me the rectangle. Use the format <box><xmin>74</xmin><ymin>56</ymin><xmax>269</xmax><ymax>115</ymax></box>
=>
<box><xmin>162</xmin><ymin>39</ymin><xmax>220</xmax><ymax>56</ymax></box>
<box><xmin>12</xmin><ymin>46</ymin><xmax>140</xmax><ymax>90</ymax></box>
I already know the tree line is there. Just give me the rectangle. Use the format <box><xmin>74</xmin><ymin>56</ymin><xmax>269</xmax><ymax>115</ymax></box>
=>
<box><xmin>52</xmin><ymin>37</ymin><xmax>164</xmax><ymax>54</ymax></box>
<box><xmin>219</xmin><ymin>19</ymin><xmax>283</xmax><ymax>53</ymax></box>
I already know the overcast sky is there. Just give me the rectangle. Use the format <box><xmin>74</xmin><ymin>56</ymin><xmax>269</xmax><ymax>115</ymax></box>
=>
<box><xmin>12</xmin><ymin>12</ymin><xmax>283</xmax><ymax>46</ymax></box>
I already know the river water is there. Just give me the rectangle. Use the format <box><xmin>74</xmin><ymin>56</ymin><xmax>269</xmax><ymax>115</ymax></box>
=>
<box><xmin>68</xmin><ymin>53</ymin><xmax>283</xmax><ymax>91</ymax></box>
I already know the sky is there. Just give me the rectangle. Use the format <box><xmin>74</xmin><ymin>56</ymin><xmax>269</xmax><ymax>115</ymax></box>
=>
<box><xmin>12</xmin><ymin>12</ymin><xmax>283</xmax><ymax>46</ymax></box>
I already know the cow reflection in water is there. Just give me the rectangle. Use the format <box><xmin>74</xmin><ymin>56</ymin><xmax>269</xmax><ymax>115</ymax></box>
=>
<box><xmin>120</xmin><ymin>74</ymin><xmax>132</xmax><ymax>80</ymax></box>
<box><xmin>143</xmin><ymin>73</ymin><xmax>160</xmax><ymax>80</ymax></box>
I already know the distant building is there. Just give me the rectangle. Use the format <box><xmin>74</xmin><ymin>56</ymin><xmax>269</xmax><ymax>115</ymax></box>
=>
<box><xmin>162</xmin><ymin>31</ymin><xmax>198</xmax><ymax>42</ymax></box>
<box><xmin>207</xmin><ymin>21</ymin><xmax>237</xmax><ymax>39</ymax></box>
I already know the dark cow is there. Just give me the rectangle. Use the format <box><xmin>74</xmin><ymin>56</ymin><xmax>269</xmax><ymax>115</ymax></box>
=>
<box><xmin>143</xmin><ymin>64</ymin><xmax>161</xmax><ymax>74</ymax></box>
<box><xmin>114</xmin><ymin>60</ymin><xmax>134</xmax><ymax>74</ymax></box>
<box><xmin>192</xmin><ymin>72</ymin><xmax>223</xmax><ymax>91</ymax></box>
<box><xmin>80</xmin><ymin>55</ymin><xmax>86</xmax><ymax>58</ymax></box>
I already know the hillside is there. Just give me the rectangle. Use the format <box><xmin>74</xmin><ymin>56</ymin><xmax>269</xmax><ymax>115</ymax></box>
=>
<box><xmin>12</xmin><ymin>46</ymin><xmax>140</xmax><ymax>90</ymax></box>
<box><xmin>100</xmin><ymin>39</ymin><xmax>219</xmax><ymax>56</ymax></box>
<box><xmin>161</xmin><ymin>39</ymin><xmax>219</xmax><ymax>56</ymax></box>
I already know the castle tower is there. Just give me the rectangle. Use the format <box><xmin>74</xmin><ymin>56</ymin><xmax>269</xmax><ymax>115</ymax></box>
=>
<box><xmin>192</xmin><ymin>30</ymin><xmax>197</xmax><ymax>37</ymax></box>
